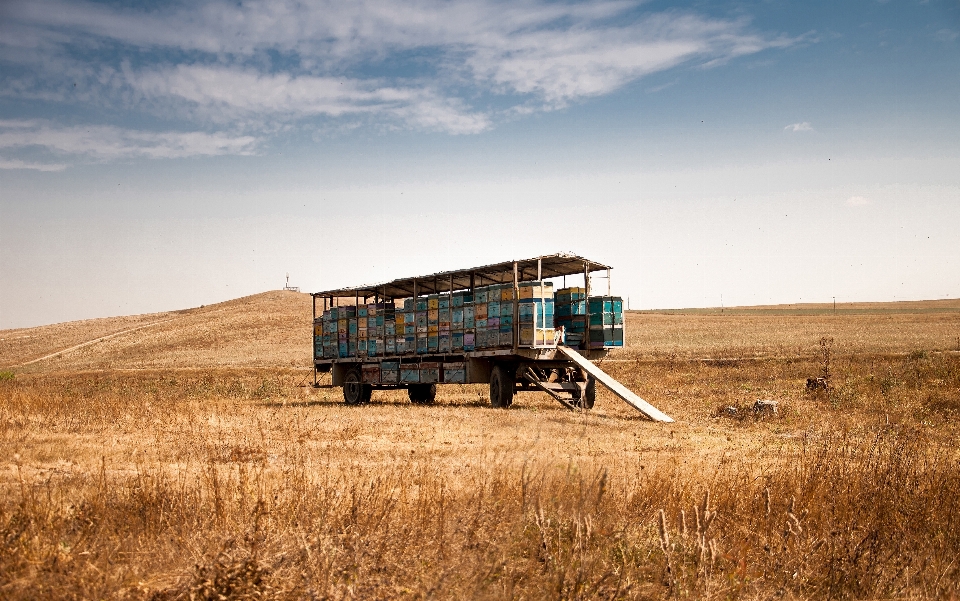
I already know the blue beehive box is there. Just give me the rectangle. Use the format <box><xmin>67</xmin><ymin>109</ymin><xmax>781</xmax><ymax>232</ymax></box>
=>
<box><xmin>382</xmin><ymin>361</ymin><xmax>399</xmax><ymax>383</ymax></box>
<box><xmin>442</xmin><ymin>362</ymin><xmax>465</xmax><ymax>383</ymax></box>
<box><xmin>400</xmin><ymin>364</ymin><xmax>420</xmax><ymax>383</ymax></box>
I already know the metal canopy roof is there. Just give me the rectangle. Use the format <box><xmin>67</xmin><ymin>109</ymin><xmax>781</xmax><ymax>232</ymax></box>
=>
<box><xmin>311</xmin><ymin>253</ymin><xmax>611</xmax><ymax>300</ymax></box>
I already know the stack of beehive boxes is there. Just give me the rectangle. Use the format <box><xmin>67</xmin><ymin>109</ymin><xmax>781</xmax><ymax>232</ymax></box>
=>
<box><xmin>587</xmin><ymin>296</ymin><xmax>624</xmax><ymax>348</ymax></box>
<box><xmin>313</xmin><ymin>281</ymin><xmax>560</xmax><ymax>363</ymax></box>
<box><xmin>518</xmin><ymin>281</ymin><xmax>555</xmax><ymax>346</ymax></box>
<box><xmin>315</xmin><ymin>302</ymin><xmax>398</xmax><ymax>360</ymax></box>
<box><xmin>555</xmin><ymin>287</ymin><xmax>587</xmax><ymax>348</ymax></box>
<box><xmin>474</xmin><ymin>283</ymin><xmax>518</xmax><ymax>349</ymax></box>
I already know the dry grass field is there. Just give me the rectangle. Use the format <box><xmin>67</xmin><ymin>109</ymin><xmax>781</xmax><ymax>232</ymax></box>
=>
<box><xmin>2</xmin><ymin>291</ymin><xmax>960</xmax><ymax>599</ymax></box>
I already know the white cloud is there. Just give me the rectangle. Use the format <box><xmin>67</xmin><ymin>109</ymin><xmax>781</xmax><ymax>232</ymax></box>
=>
<box><xmin>0</xmin><ymin>120</ymin><xmax>258</xmax><ymax>164</ymax></box>
<box><xmin>934</xmin><ymin>29</ymin><xmax>959</xmax><ymax>43</ymax></box>
<box><xmin>0</xmin><ymin>157</ymin><xmax>66</xmax><ymax>171</ymax></box>
<box><xmin>0</xmin><ymin>0</ymin><xmax>800</xmax><ymax>161</ymax></box>
<box><xmin>847</xmin><ymin>195</ymin><xmax>871</xmax><ymax>206</ymax></box>
<box><xmin>784</xmin><ymin>122</ymin><xmax>813</xmax><ymax>132</ymax></box>
<box><xmin>129</xmin><ymin>65</ymin><xmax>490</xmax><ymax>134</ymax></box>
<box><xmin>4</xmin><ymin>0</ymin><xmax>796</xmax><ymax>111</ymax></box>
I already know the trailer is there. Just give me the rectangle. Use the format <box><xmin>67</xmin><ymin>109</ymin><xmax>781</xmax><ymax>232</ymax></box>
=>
<box><xmin>311</xmin><ymin>254</ymin><xmax>673</xmax><ymax>422</ymax></box>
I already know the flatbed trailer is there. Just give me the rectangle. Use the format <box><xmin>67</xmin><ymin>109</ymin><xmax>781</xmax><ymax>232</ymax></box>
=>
<box><xmin>311</xmin><ymin>254</ymin><xmax>673</xmax><ymax>422</ymax></box>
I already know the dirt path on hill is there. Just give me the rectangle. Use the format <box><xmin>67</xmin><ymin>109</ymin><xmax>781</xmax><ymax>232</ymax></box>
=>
<box><xmin>17</xmin><ymin>318</ymin><xmax>176</xmax><ymax>366</ymax></box>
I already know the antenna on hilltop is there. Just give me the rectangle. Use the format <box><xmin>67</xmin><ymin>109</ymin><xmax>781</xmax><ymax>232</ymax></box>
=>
<box><xmin>284</xmin><ymin>272</ymin><xmax>300</xmax><ymax>292</ymax></box>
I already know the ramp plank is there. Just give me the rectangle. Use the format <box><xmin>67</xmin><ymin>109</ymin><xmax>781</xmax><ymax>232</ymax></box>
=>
<box><xmin>557</xmin><ymin>346</ymin><xmax>674</xmax><ymax>422</ymax></box>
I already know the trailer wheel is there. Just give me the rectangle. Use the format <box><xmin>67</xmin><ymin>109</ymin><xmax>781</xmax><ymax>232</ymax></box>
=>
<box><xmin>580</xmin><ymin>375</ymin><xmax>596</xmax><ymax>410</ymax></box>
<box><xmin>489</xmin><ymin>365</ymin><xmax>515</xmax><ymax>408</ymax></box>
<box><xmin>408</xmin><ymin>384</ymin><xmax>437</xmax><ymax>405</ymax></box>
<box><xmin>342</xmin><ymin>368</ymin><xmax>370</xmax><ymax>405</ymax></box>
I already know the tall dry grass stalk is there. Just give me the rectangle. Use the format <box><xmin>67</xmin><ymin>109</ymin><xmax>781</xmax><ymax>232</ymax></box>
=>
<box><xmin>3</xmin><ymin>367</ymin><xmax>960</xmax><ymax>599</ymax></box>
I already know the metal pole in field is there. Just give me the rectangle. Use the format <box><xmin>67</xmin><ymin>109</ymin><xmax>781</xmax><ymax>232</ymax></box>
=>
<box><xmin>607</xmin><ymin>268</ymin><xmax>611</xmax><ymax>296</ymax></box>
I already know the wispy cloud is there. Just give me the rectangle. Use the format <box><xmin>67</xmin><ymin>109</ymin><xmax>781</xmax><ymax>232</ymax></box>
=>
<box><xmin>130</xmin><ymin>66</ymin><xmax>490</xmax><ymax>134</ymax></box>
<box><xmin>0</xmin><ymin>157</ymin><xmax>67</xmax><ymax>172</ymax></box>
<box><xmin>847</xmin><ymin>195</ymin><xmax>871</xmax><ymax>206</ymax></box>
<box><xmin>0</xmin><ymin>0</ymin><xmax>802</xmax><ymax>164</ymax></box>
<box><xmin>784</xmin><ymin>122</ymin><xmax>813</xmax><ymax>132</ymax></box>
<box><xmin>0</xmin><ymin>120</ymin><xmax>257</xmax><ymax>167</ymax></box>
<box><xmin>934</xmin><ymin>28</ymin><xmax>958</xmax><ymax>43</ymax></box>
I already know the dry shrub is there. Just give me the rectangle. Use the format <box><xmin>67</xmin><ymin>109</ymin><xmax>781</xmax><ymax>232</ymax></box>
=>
<box><xmin>2</xmin><ymin>422</ymin><xmax>959</xmax><ymax>600</ymax></box>
<box><xmin>4</xmin><ymin>303</ymin><xmax>960</xmax><ymax>599</ymax></box>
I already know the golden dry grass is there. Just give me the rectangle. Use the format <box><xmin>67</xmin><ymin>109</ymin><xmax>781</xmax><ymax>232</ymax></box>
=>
<box><xmin>2</xmin><ymin>293</ymin><xmax>960</xmax><ymax>599</ymax></box>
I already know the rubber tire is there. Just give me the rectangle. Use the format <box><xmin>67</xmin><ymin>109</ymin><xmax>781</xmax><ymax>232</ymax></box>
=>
<box><xmin>342</xmin><ymin>368</ymin><xmax>371</xmax><ymax>405</ymax></box>
<box><xmin>408</xmin><ymin>383</ymin><xmax>437</xmax><ymax>405</ymax></box>
<box><xmin>489</xmin><ymin>365</ymin><xmax>515</xmax><ymax>409</ymax></box>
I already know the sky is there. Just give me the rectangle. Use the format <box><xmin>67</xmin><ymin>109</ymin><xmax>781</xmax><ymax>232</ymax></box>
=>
<box><xmin>1</xmin><ymin>0</ymin><xmax>959</xmax><ymax>329</ymax></box>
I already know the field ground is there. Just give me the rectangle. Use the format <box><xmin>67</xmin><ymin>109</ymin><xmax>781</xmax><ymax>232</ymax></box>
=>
<box><xmin>2</xmin><ymin>292</ymin><xmax>960</xmax><ymax>599</ymax></box>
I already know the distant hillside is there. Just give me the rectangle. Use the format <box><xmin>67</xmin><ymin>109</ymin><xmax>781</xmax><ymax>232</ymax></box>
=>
<box><xmin>634</xmin><ymin>298</ymin><xmax>960</xmax><ymax>316</ymax></box>
<box><xmin>1</xmin><ymin>291</ymin><xmax>312</xmax><ymax>372</ymax></box>
<box><xmin>4</xmin><ymin>294</ymin><xmax>959</xmax><ymax>374</ymax></box>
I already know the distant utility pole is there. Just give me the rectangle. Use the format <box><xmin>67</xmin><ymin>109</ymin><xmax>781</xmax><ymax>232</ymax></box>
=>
<box><xmin>833</xmin><ymin>296</ymin><xmax>836</xmax><ymax>314</ymax></box>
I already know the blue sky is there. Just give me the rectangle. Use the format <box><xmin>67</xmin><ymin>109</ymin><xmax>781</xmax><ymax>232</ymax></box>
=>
<box><xmin>1</xmin><ymin>0</ymin><xmax>959</xmax><ymax>328</ymax></box>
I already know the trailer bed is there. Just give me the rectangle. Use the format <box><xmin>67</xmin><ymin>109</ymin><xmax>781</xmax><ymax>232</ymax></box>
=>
<box><xmin>310</xmin><ymin>254</ymin><xmax>672</xmax><ymax>421</ymax></box>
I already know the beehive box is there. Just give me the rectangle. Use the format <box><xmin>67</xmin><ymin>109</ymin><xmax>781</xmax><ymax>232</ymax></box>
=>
<box><xmin>420</xmin><ymin>362</ymin><xmax>440</xmax><ymax>383</ymax></box>
<box><xmin>381</xmin><ymin>361</ymin><xmax>399</xmax><ymax>384</ymax></box>
<box><xmin>362</xmin><ymin>364</ymin><xmax>380</xmax><ymax>384</ymax></box>
<box><xmin>443</xmin><ymin>362</ymin><xmax>465</xmax><ymax>383</ymax></box>
<box><xmin>519</xmin><ymin>281</ymin><xmax>554</xmax><ymax>300</ymax></box>
<box><xmin>400</xmin><ymin>364</ymin><xmax>420</xmax><ymax>383</ymax></box>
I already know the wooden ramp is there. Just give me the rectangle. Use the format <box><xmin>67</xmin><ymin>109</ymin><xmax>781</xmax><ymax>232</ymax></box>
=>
<box><xmin>557</xmin><ymin>346</ymin><xmax>675</xmax><ymax>423</ymax></box>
